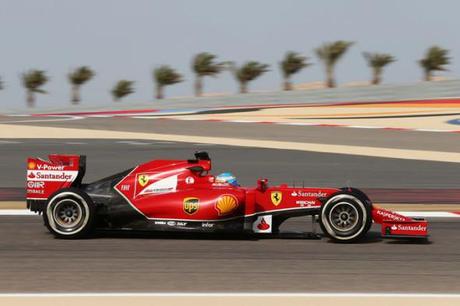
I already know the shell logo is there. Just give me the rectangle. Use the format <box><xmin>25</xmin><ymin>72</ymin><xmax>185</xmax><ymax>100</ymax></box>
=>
<box><xmin>27</xmin><ymin>161</ymin><xmax>36</xmax><ymax>170</ymax></box>
<box><xmin>215</xmin><ymin>194</ymin><xmax>238</xmax><ymax>216</ymax></box>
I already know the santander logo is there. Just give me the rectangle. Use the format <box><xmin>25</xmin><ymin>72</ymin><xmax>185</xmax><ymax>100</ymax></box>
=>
<box><xmin>395</xmin><ymin>224</ymin><xmax>426</xmax><ymax>231</ymax></box>
<box><xmin>257</xmin><ymin>218</ymin><xmax>270</xmax><ymax>230</ymax></box>
<box><xmin>252</xmin><ymin>215</ymin><xmax>273</xmax><ymax>233</ymax></box>
<box><xmin>389</xmin><ymin>223</ymin><xmax>426</xmax><ymax>232</ymax></box>
<box><xmin>27</xmin><ymin>170</ymin><xmax>77</xmax><ymax>182</ymax></box>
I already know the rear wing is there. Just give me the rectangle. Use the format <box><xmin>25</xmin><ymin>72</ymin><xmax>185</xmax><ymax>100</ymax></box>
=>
<box><xmin>26</xmin><ymin>155</ymin><xmax>86</xmax><ymax>203</ymax></box>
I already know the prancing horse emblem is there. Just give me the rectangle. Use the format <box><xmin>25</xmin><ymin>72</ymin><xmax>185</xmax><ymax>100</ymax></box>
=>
<box><xmin>271</xmin><ymin>191</ymin><xmax>282</xmax><ymax>206</ymax></box>
<box><xmin>138</xmin><ymin>174</ymin><xmax>149</xmax><ymax>187</ymax></box>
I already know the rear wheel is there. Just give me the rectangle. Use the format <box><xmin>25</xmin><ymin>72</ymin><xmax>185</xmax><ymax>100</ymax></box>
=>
<box><xmin>319</xmin><ymin>194</ymin><xmax>372</xmax><ymax>242</ymax></box>
<box><xmin>44</xmin><ymin>189</ymin><xmax>95</xmax><ymax>239</ymax></box>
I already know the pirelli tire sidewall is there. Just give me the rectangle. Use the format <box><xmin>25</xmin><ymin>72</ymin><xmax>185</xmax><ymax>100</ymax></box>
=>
<box><xmin>319</xmin><ymin>193</ymin><xmax>372</xmax><ymax>243</ymax></box>
<box><xmin>44</xmin><ymin>188</ymin><xmax>96</xmax><ymax>239</ymax></box>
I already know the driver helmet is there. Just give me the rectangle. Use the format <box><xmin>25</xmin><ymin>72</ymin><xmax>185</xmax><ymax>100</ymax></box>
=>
<box><xmin>215</xmin><ymin>172</ymin><xmax>239</xmax><ymax>187</ymax></box>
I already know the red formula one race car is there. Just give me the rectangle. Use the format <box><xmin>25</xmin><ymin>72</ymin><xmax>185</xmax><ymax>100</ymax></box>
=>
<box><xmin>26</xmin><ymin>152</ymin><xmax>428</xmax><ymax>242</ymax></box>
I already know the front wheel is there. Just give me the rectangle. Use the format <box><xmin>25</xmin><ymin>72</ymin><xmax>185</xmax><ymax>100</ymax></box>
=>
<box><xmin>319</xmin><ymin>194</ymin><xmax>372</xmax><ymax>242</ymax></box>
<box><xmin>44</xmin><ymin>188</ymin><xmax>95</xmax><ymax>239</ymax></box>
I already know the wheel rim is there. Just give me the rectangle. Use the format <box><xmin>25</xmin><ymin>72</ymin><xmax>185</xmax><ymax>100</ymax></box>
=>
<box><xmin>53</xmin><ymin>199</ymin><xmax>83</xmax><ymax>229</ymax></box>
<box><xmin>47</xmin><ymin>194</ymin><xmax>90</xmax><ymax>235</ymax></box>
<box><xmin>328</xmin><ymin>202</ymin><xmax>359</xmax><ymax>232</ymax></box>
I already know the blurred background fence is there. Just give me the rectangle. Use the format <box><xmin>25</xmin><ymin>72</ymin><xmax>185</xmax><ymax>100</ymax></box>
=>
<box><xmin>4</xmin><ymin>79</ymin><xmax>460</xmax><ymax>114</ymax></box>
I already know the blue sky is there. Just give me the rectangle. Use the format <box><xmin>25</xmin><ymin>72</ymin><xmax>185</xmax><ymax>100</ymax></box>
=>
<box><xmin>0</xmin><ymin>0</ymin><xmax>459</xmax><ymax>108</ymax></box>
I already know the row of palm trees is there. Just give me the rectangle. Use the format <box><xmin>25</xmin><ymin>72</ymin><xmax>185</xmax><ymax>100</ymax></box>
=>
<box><xmin>0</xmin><ymin>41</ymin><xmax>452</xmax><ymax>107</ymax></box>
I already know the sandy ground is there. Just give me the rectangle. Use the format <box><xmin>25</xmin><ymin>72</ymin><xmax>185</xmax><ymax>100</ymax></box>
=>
<box><xmin>1</xmin><ymin>295</ymin><xmax>459</xmax><ymax>306</ymax></box>
<box><xmin>165</xmin><ymin>102</ymin><xmax>460</xmax><ymax>130</ymax></box>
<box><xmin>0</xmin><ymin>202</ymin><xmax>26</xmax><ymax>209</ymax></box>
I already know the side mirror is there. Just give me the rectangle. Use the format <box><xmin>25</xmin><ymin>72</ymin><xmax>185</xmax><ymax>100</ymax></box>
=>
<box><xmin>257</xmin><ymin>178</ymin><xmax>268</xmax><ymax>192</ymax></box>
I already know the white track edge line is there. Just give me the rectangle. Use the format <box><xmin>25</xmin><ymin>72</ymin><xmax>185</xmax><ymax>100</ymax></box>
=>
<box><xmin>396</xmin><ymin>211</ymin><xmax>460</xmax><ymax>217</ymax></box>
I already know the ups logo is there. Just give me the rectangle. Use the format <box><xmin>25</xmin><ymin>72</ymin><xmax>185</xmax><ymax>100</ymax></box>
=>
<box><xmin>183</xmin><ymin>197</ymin><xmax>200</xmax><ymax>215</ymax></box>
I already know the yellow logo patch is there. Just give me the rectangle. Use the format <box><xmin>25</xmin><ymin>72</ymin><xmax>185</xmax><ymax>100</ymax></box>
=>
<box><xmin>27</xmin><ymin>161</ymin><xmax>36</xmax><ymax>170</ymax></box>
<box><xmin>138</xmin><ymin>174</ymin><xmax>149</xmax><ymax>187</ymax></box>
<box><xmin>215</xmin><ymin>194</ymin><xmax>238</xmax><ymax>216</ymax></box>
<box><xmin>183</xmin><ymin>197</ymin><xmax>200</xmax><ymax>215</ymax></box>
<box><xmin>271</xmin><ymin>191</ymin><xmax>282</xmax><ymax>206</ymax></box>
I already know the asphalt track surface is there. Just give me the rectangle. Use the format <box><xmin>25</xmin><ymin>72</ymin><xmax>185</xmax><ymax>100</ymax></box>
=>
<box><xmin>2</xmin><ymin>116</ymin><xmax>460</xmax><ymax>152</ymax></box>
<box><xmin>1</xmin><ymin>215</ymin><xmax>459</xmax><ymax>293</ymax></box>
<box><xmin>0</xmin><ymin>126</ymin><xmax>459</xmax><ymax>293</ymax></box>
<box><xmin>1</xmin><ymin>139</ymin><xmax>460</xmax><ymax>189</ymax></box>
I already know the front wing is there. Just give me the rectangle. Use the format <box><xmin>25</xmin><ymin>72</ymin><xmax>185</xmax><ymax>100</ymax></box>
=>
<box><xmin>372</xmin><ymin>206</ymin><xmax>428</xmax><ymax>239</ymax></box>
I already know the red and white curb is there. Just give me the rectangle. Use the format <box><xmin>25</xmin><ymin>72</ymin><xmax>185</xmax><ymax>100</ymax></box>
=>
<box><xmin>1</xmin><ymin>209</ymin><xmax>459</xmax><ymax>217</ymax></box>
<box><xmin>8</xmin><ymin>112</ymin><xmax>460</xmax><ymax>133</ymax></box>
<box><xmin>4</xmin><ymin>107</ymin><xmax>460</xmax><ymax>133</ymax></box>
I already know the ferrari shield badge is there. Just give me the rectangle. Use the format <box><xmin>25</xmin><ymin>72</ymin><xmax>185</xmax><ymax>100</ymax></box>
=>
<box><xmin>183</xmin><ymin>197</ymin><xmax>199</xmax><ymax>215</ymax></box>
<box><xmin>270</xmin><ymin>191</ymin><xmax>282</xmax><ymax>206</ymax></box>
<box><xmin>138</xmin><ymin>174</ymin><xmax>149</xmax><ymax>187</ymax></box>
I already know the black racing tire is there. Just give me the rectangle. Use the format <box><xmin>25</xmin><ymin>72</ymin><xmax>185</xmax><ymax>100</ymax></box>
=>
<box><xmin>319</xmin><ymin>193</ymin><xmax>372</xmax><ymax>243</ymax></box>
<box><xmin>43</xmin><ymin>188</ymin><xmax>96</xmax><ymax>239</ymax></box>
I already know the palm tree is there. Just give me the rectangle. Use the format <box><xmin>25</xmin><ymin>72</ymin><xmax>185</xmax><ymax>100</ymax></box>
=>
<box><xmin>68</xmin><ymin>66</ymin><xmax>95</xmax><ymax>104</ymax></box>
<box><xmin>315</xmin><ymin>41</ymin><xmax>354</xmax><ymax>88</ymax></box>
<box><xmin>231</xmin><ymin>61</ymin><xmax>269</xmax><ymax>94</ymax></box>
<box><xmin>419</xmin><ymin>46</ymin><xmax>450</xmax><ymax>81</ymax></box>
<box><xmin>363</xmin><ymin>52</ymin><xmax>396</xmax><ymax>85</ymax></box>
<box><xmin>280</xmin><ymin>51</ymin><xmax>310</xmax><ymax>90</ymax></box>
<box><xmin>153</xmin><ymin>65</ymin><xmax>183</xmax><ymax>99</ymax></box>
<box><xmin>111</xmin><ymin>80</ymin><xmax>135</xmax><ymax>101</ymax></box>
<box><xmin>21</xmin><ymin>70</ymin><xmax>49</xmax><ymax>107</ymax></box>
<box><xmin>192</xmin><ymin>52</ymin><xmax>223</xmax><ymax>96</ymax></box>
